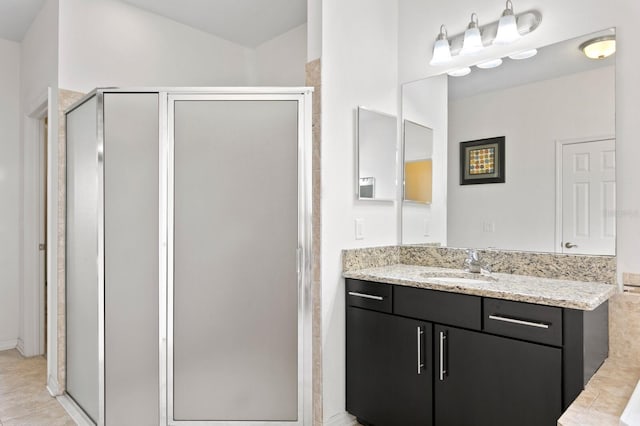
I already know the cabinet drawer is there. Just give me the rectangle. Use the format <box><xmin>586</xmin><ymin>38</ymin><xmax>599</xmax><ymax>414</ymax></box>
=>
<box><xmin>394</xmin><ymin>286</ymin><xmax>481</xmax><ymax>330</ymax></box>
<box><xmin>346</xmin><ymin>279</ymin><xmax>392</xmax><ymax>313</ymax></box>
<box><xmin>483</xmin><ymin>298</ymin><xmax>562</xmax><ymax>346</ymax></box>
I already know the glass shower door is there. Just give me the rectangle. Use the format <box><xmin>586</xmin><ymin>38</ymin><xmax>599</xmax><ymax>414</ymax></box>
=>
<box><xmin>66</xmin><ymin>96</ymin><xmax>99</xmax><ymax>422</ymax></box>
<box><xmin>169</xmin><ymin>96</ymin><xmax>301</xmax><ymax>423</ymax></box>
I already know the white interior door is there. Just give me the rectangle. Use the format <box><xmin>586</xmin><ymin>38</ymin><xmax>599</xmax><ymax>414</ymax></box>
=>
<box><xmin>561</xmin><ymin>139</ymin><xmax>615</xmax><ymax>255</ymax></box>
<box><xmin>39</xmin><ymin>117</ymin><xmax>47</xmax><ymax>355</ymax></box>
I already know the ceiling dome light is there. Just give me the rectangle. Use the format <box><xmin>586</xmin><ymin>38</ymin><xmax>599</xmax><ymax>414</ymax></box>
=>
<box><xmin>494</xmin><ymin>1</ymin><xmax>521</xmax><ymax>45</ymax></box>
<box><xmin>460</xmin><ymin>13</ymin><xmax>484</xmax><ymax>56</ymax></box>
<box><xmin>430</xmin><ymin>25</ymin><xmax>452</xmax><ymax>66</ymax></box>
<box><xmin>477</xmin><ymin>58</ymin><xmax>503</xmax><ymax>69</ymax></box>
<box><xmin>509</xmin><ymin>48</ymin><xmax>537</xmax><ymax>60</ymax></box>
<box><xmin>579</xmin><ymin>36</ymin><xmax>616</xmax><ymax>59</ymax></box>
<box><xmin>448</xmin><ymin>67</ymin><xmax>472</xmax><ymax>77</ymax></box>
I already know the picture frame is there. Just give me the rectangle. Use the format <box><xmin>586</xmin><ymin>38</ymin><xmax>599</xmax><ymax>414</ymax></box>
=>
<box><xmin>460</xmin><ymin>136</ymin><xmax>505</xmax><ymax>185</ymax></box>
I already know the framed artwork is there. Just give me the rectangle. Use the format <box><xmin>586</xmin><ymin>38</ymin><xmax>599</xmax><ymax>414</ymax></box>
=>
<box><xmin>460</xmin><ymin>136</ymin><xmax>505</xmax><ymax>185</ymax></box>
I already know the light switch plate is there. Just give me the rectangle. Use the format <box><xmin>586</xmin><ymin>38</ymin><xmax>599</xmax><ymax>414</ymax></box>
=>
<box><xmin>355</xmin><ymin>218</ymin><xmax>364</xmax><ymax>240</ymax></box>
<box><xmin>423</xmin><ymin>219</ymin><xmax>430</xmax><ymax>236</ymax></box>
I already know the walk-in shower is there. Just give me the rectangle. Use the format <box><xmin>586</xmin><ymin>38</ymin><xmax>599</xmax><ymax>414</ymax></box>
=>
<box><xmin>65</xmin><ymin>88</ymin><xmax>313</xmax><ymax>426</ymax></box>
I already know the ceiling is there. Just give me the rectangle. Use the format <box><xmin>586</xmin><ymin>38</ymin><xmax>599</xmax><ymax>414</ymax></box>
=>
<box><xmin>449</xmin><ymin>28</ymin><xmax>616</xmax><ymax>100</ymax></box>
<box><xmin>0</xmin><ymin>0</ymin><xmax>306</xmax><ymax>47</ymax></box>
<box><xmin>0</xmin><ymin>0</ymin><xmax>45</xmax><ymax>42</ymax></box>
<box><xmin>119</xmin><ymin>0</ymin><xmax>307</xmax><ymax>48</ymax></box>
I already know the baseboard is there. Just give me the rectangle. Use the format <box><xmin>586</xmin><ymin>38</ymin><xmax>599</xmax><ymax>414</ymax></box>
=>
<box><xmin>325</xmin><ymin>411</ymin><xmax>358</xmax><ymax>426</ymax></box>
<box><xmin>47</xmin><ymin>375</ymin><xmax>61</xmax><ymax>396</ymax></box>
<box><xmin>16</xmin><ymin>338</ymin><xmax>25</xmax><ymax>355</ymax></box>
<box><xmin>0</xmin><ymin>339</ymin><xmax>18</xmax><ymax>351</ymax></box>
<box><xmin>57</xmin><ymin>394</ymin><xmax>94</xmax><ymax>426</ymax></box>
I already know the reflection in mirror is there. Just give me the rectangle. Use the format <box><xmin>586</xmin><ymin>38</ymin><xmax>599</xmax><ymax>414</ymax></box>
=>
<box><xmin>403</xmin><ymin>120</ymin><xmax>433</xmax><ymax>204</ymax></box>
<box><xmin>401</xmin><ymin>28</ymin><xmax>616</xmax><ymax>254</ymax></box>
<box><xmin>401</xmin><ymin>76</ymin><xmax>448</xmax><ymax>245</ymax></box>
<box><xmin>356</xmin><ymin>107</ymin><xmax>397</xmax><ymax>200</ymax></box>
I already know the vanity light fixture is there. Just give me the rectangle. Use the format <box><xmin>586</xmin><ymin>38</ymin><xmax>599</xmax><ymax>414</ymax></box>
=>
<box><xmin>427</xmin><ymin>3</ymin><xmax>541</xmax><ymax>67</ymax></box>
<box><xmin>477</xmin><ymin>58</ymin><xmax>503</xmax><ymax>69</ymax></box>
<box><xmin>580</xmin><ymin>36</ymin><xmax>616</xmax><ymax>59</ymax></box>
<box><xmin>460</xmin><ymin>13</ymin><xmax>484</xmax><ymax>56</ymax></box>
<box><xmin>509</xmin><ymin>48</ymin><xmax>538</xmax><ymax>60</ymax></box>
<box><xmin>448</xmin><ymin>67</ymin><xmax>472</xmax><ymax>77</ymax></box>
<box><xmin>429</xmin><ymin>25</ymin><xmax>452</xmax><ymax>66</ymax></box>
<box><xmin>493</xmin><ymin>1</ymin><xmax>521</xmax><ymax>45</ymax></box>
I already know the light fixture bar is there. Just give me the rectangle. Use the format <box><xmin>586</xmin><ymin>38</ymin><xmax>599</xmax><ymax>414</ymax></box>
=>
<box><xmin>447</xmin><ymin>9</ymin><xmax>541</xmax><ymax>56</ymax></box>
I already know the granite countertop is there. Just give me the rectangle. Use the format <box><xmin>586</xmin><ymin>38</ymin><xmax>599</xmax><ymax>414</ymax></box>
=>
<box><xmin>343</xmin><ymin>264</ymin><xmax>616</xmax><ymax>310</ymax></box>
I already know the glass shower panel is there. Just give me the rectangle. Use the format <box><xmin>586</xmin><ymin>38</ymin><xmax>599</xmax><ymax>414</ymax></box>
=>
<box><xmin>103</xmin><ymin>93</ymin><xmax>159</xmax><ymax>425</ymax></box>
<box><xmin>66</xmin><ymin>96</ymin><xmax>99</xmax><ymax>422</ymax></box>
<box><xmin>173</xmin><ymin>99</ymin><xmax>299</xmax><ymax>421</ymax></box>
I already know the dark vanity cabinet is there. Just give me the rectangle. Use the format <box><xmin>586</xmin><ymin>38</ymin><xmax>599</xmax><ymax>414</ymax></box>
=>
<box><xmin>433</xmin><ymin>325</ymin><xmax>561</xmax><ymax>426</ymax></box>
<box><xmin>346</xmin><ymin>279</ymin><xmax>432</xmax><ymax>426</ymax></box>
<box><xmin>346</xmin><ymin>308</ymin><xmax>432</xmax><ymax>426</ymax></box>
<box><xmin>345</xmin><ymin>278</ymin><xmax>608</xmax><ymax>426</ymax></box>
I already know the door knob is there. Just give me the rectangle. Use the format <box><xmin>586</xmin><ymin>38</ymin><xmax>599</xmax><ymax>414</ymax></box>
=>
<box><xmin>564</xmin><ymin>242</ymin><xmax>577</xmax><ymax>249</ymax></box>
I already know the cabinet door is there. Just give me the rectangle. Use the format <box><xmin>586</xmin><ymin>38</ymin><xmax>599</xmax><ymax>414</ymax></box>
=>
<box><xmin>347</xmin><ymin>307</ymin><xmax>432</xmax><ymax>426</ymax></box>
<box><xmin>435</xmin><ymin>325</ymin><xmax>562</xmax><ymax>426</ymax></box>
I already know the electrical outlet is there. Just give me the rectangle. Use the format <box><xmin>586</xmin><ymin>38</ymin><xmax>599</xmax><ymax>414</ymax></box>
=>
<box><xmin>423</xmin><ymin>219</ymin><xmax>430</xmax><ymax>236</ymax></box>
<box><xmin>483</xmin><ymin>221</ymin><xmax>495</xmax><ymax>233</ymax></box>
<box><xmin>355</xmin><ymin>218</ymin><xmax>364</xmax><ymax>240</ymax></box>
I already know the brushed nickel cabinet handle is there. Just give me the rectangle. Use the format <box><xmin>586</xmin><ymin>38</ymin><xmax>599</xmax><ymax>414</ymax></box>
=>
<box><xmin>347</xmin><ymin>291</ymin><xmax>383</xmax><ymax>301</ymax></box>
<box><xmin>439</xmin><ymin>331</ymin><xmax>447</xmax><ymax>381</ymax></box>
<box><xmin>488</xmin><ymin>314</ymin><xmax>550</xmax><ymax>329</ymax></box>
<box><xmin>417</xmin><ymin>327</ymin><xmax>424</xmax><ymax>375</ymax></box>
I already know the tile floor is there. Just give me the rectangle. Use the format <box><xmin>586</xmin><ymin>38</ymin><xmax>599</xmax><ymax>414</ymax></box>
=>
<box><xmin>0</xmin><ymin>349</ymin><xmax>74</xmax><ymax>425</ymax></box>
<box><xmin>558</xmin><ymin>357</ymin><xmax>640</xmax><ymax>425</ymax></box>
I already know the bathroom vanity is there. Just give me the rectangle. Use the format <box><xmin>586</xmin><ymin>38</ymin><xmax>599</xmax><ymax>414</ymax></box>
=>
<box><xmin>344</xmin><ymin>264</ymin><xmax>615</xmax><ymax>426</ymax></box>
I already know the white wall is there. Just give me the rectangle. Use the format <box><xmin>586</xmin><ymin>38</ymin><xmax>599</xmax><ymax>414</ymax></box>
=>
<box><xmin>254</xmin><ymin>24</ymin><xmax>307</xmax><ymax>86</ymax></box>
<box><xmin>447</xmin><ymin>66</ymin><xmax>615</xmax><ymax>252</ymax></box>
<box><xmin>0</xmin><ymin>38</ymin><xmax>21</xmax><ymax>349</ymax></box>
<box><xmin>402</xmin><ymin>75</ymin><xmax>447</xmax><ymax>245</ymax></box>
<box><xmin>307</xmin><ymin>0</ymin><xmax>322</xmax><ymax>62</ymax></box>
<box><xmin>58</xmin><ymin>0</ymin><xmax>255</xmax><ymax>92</ymax></box>
<box><xmin>320</xmin><ymin>0</ymin><xmax>398</xmax><ymax>422</ymax></box>
<box><xmin>399</xmin><ymin>0</ymin><xmax>640</xmax><ymax>284</ymax></box>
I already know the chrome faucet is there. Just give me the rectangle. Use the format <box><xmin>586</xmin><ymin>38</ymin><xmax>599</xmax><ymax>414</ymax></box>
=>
<box><xmin>463</xmin><ymin>249</ymin><xmax>490</xmax><ymax>274</ymax></box>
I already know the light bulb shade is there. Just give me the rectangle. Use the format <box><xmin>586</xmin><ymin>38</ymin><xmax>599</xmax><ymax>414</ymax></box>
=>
<box><xmin>476</xmin><ymin>58</ymin><xmax>503</xmax><ymax>69</ymax></box>
<box><xmin>494</xmin><ymin>14</ymin><xmax>520</xmax><ymax>45</ymax></box>
<box><xmin>460</xmin><ymin>27</ymin><xmax>483</xmax><ymax>55</ymax></box>
<box><xmin>430</xmin><ymin>38</ymin><xmax>452</xmax><ymax>65</ymax></box>
<box><xmin>509</xmin><ymin>48</ymin><xmax>537</xmax><ymax>60</ymax></box>
<box><xmin>580</xmin><ymin>37</ymin><xmax>616</xmax><ymax>59</ymax></box>
<box><xmin>448</xmin><ymin>67</ymin><xmax>471</xmax><ymax>77</ymax></box>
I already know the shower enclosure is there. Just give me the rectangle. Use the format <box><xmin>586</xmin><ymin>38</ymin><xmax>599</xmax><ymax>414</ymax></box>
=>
<box><xmin>65</xmin><ymin>88</ymin><xmax>313</xmax><ymax>426</ymax></box>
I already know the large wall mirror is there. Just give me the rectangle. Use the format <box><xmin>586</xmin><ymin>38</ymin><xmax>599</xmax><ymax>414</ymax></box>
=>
<box><xmin>401</xmin><ymin>28</ymin><xmax>616</xmax><ymax>255</ymax></box>
<box><xmin>356</xmin><ymin>107</ymin><xmax>397</xmax><ymax>201</ymax></box>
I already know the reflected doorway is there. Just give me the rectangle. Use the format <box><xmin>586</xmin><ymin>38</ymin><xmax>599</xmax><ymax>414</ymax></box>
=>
<box><xmin>557</xmin><ymin>138</ymin><xmax>616</xmax><ymax>255</ymax></box>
